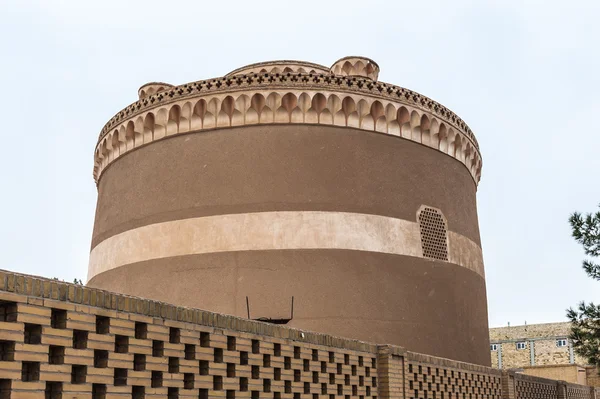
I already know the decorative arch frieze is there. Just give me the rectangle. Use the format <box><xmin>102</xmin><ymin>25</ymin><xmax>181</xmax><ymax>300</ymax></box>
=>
<box><xmin>95</xmin><ymin>59</ymin><xmax>482</xmax><ymax>186</ymax></box>
<box><xmin>94</xmin><ymin>89</ymin><xmax>482</xmax><ymax>185</ymax></box>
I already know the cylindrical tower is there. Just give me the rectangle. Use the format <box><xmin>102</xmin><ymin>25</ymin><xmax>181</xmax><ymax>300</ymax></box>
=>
<box><xmin>89</xmin><ymin>57</ymin><xmax>489</xmax><ymax>365</ymax></box>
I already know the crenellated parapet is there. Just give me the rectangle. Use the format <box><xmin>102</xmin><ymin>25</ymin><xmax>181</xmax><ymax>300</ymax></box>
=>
<box><xmin>94</xmin><ymin>57</ymin><xmax>482</xmax><ymax>184</ymax></box>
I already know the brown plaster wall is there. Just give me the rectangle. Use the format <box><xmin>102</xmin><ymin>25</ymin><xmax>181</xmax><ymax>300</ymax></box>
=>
<box><xmin>88</xmin><ymin>250</ymin><xmax>491</xmax><ymax>366</ymax></box>
<box><xmin>92</xmin><ymin>125</ymin><xmax>480</xmax><ymax>249</ymax></box>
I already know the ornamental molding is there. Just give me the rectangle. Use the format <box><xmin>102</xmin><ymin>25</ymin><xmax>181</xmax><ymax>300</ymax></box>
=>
<box><xmin>94</xmin><ymin>57</ymin><xmax>482</xmax><ymax>185</ymax></box>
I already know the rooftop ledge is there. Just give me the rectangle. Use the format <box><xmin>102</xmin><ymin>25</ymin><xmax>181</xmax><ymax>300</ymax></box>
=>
<box><xmin>94</xmin><ymin>56</ymin><xmax>481</xmax><ymax>185</ymax></box>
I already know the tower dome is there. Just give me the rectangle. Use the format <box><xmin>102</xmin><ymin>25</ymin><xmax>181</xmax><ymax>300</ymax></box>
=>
<box><xmin>89</xmin><ymin>57</ymin><xmax>488</xmax><ymax>365</ymax></box>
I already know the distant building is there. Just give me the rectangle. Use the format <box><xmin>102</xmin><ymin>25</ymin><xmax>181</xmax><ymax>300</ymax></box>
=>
<box><xmin>490</xmin><ymin>322</ymin><xmax>599</xmax><ymax>386</ymax></box>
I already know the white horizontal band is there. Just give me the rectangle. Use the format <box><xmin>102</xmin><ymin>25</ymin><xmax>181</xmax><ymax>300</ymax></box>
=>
<box><xmin>88</xmin><ymin>211</ymin><xmax>483</xmax><ymax>281</ymax></box>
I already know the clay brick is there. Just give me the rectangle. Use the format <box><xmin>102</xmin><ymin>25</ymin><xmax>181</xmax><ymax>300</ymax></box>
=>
<box><xmin>42</xmin><ymin>327</ymin><xmax>72</xmax><ymax>347</ymax></box>
<box><xmin>44</xmin><ymin>299</ymin><xmax>76</xmax><ymax>312</ymax></box>
<box><xmin>0</xmin><ymin>321</ymin><xmax>24</xmax><ymax>342</ymax></box>
<box><xmin>11</xmin><ymin>391</ymin><xmax>46</xmax><ymax>399</ymax></box>
<box><xmin>0</xmin><ymin>359</ymin><xmax>21</xmax><ymax>378</ymax></box>
<box><xmin>40</xmin><ymin>363</ymin><xmax>72</xmax><ymax>374</ymax></box>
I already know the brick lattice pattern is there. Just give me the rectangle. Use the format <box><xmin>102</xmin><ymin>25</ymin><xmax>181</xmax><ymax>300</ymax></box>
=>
<box><xmin>566</xmin><ymin>385</ymin><xmax>593</xmax><ymax>399</ymax></box>
<box><xmin>406</xmin><ymin>353</ymin><xmax>502</xmax><ymax>399</ymax></box>
<box><xmin>0</xmin><ymin>299</ymin><xmax>377</xmax><ymax>399</ymax></box>
<box><xmin>515</xmin><ymin>377</ymin><xmax>558</xmax><ymax>399</ymax></box>
<box><xmin>417</xmin><ymin>207</ymin><xmax>449</xmax><ymax>261</ymax></box>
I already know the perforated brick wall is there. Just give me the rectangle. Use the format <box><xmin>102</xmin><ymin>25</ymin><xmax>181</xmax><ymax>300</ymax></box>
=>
<box><xmin>0</xmin><ymin>297</ymin><xmax>377</xmax><ymax>399</ymax></box>
<box><xmin>417</xmin><ymin>207</ymin><xmax>449</xmax><ymax>261</ymax></box>
<box><xmin>406</xmin><ymin>352</ymin><xmax>502</xmax><ymax>399</ymax></box>
<box><xmin>0</xmin><ymin>270</ymin><xmax>597</xmax><ymax>399</ymax></box>
<box><xmin>514</xmin><ymin>375</ymin><xmax>558</xmax><ymax>399</ymax></box>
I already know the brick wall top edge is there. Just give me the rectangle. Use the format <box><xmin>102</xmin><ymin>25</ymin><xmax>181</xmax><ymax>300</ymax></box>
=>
<box><xmin>509</xmin><ymin>370</ymin><xmax>567</xmax><ymax>385</ymax></box>
<box><xmin>0</xmin><ymin>268</ymin><xmax>380</xmax><ymax>353</ymax></box>
<box><xmin>522</xmin><ymin>365</ymin><xmax>586</xmax><ymax>370</ymax></box>
<box><xmin>406</xmin><ymin>351</ymin><xmax>502</xmax><ymax>376</ymax></box>
<box><xmin>565</xmin><ymin>382</ymin><xmax>593</xmax><ymax>390</ymax></box>
<box><xmin>490</xmin><ymin>323</ymin><xmax>571</xmax><ymax>341</ymax></box>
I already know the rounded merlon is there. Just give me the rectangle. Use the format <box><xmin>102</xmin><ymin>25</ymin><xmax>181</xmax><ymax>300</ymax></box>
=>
<box><xmin>138</xmin><ymin>82</ymin><xmax>174</xmax><ymax>100</ymax></box>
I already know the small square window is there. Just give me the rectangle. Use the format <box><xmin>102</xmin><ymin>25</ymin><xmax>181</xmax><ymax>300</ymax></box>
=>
<box><xmin>94</xmin><ymin>350</ymin><xmax>108</xmax><ymax>368</ymax></box>
<box><xmin>184</xmin><ymin>374</ymin><xmax>194</xmax><ymax>390</ymax></box>
<box><xmin>214</xmin><ymin>348</ymin><xmax>223</xmax><ymax>363</ymax></box>
<box><xmin>490</xmin><ymin>344</ymin><xmax>498</xmax><ymax>351</ymax></box>
<box><xmin>213</xmin><ymin>376</ymin><xmax>223</xmax><ymax>391</ymax></box>
<box><xmin>49</xmin><ymin>345</ymin><xmax>65</xmax><ymax>365</ymax></box>
<box><xmin>71</xmin><ymin>365</ymin><xmax>87</xmax><ymax>384</ymax></box>
<box><xmin>152</xmin><ymin>340</ymin><xmax>164</xmax><ymax>357</ymax></box>
<box><xmin>0</xmin><ymin>341</ymin><xmax>15</xmax><ymax>362</ymax></box>
<box><xmin>22</xmin><ymin>361</ymin><xmax>40</xmax><ymax>382</ymax></box>
<box><xmin>169</xmin><ymin>328</ymin><xmax>180</xmax><ymax>344</ymax></box>
<box><xmin>134</xmin><ymin>354</ymin><xmax>146</xmax><ymax>371</ymax></box>
<box><xmin>92</xmin><ymin>384</ymin><xmax>106</xmax><ymax>399</ymax></box>
<box><xmin>184</xmin><ymin>344</ymin><xmax>195</xmax><ymax>360</ymax></box>
<box><xmin>168</xmin><ymin>357</ymin><xmax>179</xmax><ymax>373</ymax></box>
<box><xmin>227</xmin><ymin>363</ymin><xmax>236</xmax><ymax>378</ymax></box>
<box><xmin>45</xmin><ymin>381</ymin><xmax>63</xmax><ymax>399</ymax></box>
<box><xmin>200</xmin><ymin>332</ymin><xmax>210</xmax><ymax>348</ymax></box>
<box><xmin>0</xmin><ymin>301</ymin><xmax>17</xmax><ymax>322</ymax></box>
<box><xmin>73</xmin><ymin>330</ymin><xmax>88</xmax><ymax>349</ymax></box>
<box><xmin>274</xmin><ymin>343</ymin><xmax>281</xmax><ymax>357</ymax></box>
<box><xmin>115</xmin><ymin>336</ymin><xmax>128</xmax><ymax>353</ymax></box>
<box><xmin>135</xmin><ymin>322</ymin><xmax>147</xmax><ymax>339</ymax></box>
<box><xmin>516</xmin><ymin>341</ymin><xmax>527</xmax><ymax>350</ymax></box>
<box><xmin>24</xmin><ymin>324</ymin><xmax>42</xmax><ymax>345</ymax></box>
<box><xmin>114</xmin><ymin>369</ymin><xmax>127</xmax><ymax>386</ymax></box>
<box><xmin>132</xmin><ymin>386</ymin><xmax>144</xmax><ymax>399</ymax></box>
<box><xmin>199</xmin><ymin>360</ymin><xmax>209</xmax><ymax>375</ymax></box>
<box><xmin>51</xmin><ymin>309</ymin><xmax>67</xmax><ymax>329</ymax></box>
<box><xmin>227</xmin><ymin>336</ymin><xmax>236</xmax><ymax>351</ymax></box>
<box><xmin>151</xmin><ymin>371</ymin><xmax>163</xmax><ymax>388</ymax></box>
<box><xmin>95</xmin><ymin>316</ymin><xmax>110</xmax><ymax>335</ymax></box>
<box><xmin>0</xmin><ymin>379</ymin><xmax>11</xmax><ymax>399</ymax></box>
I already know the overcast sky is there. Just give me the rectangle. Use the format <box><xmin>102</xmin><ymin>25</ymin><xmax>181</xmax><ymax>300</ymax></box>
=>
<box><xmin>0</xmin><ymin>0</ymin><xmax>598</xmax><ymax>328</ymax></box>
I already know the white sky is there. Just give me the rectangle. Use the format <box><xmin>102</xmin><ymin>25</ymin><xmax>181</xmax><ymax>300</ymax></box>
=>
<box><xmin>0</xmin><ymin>0</ymin><xmax>598</xmax><ymax>328</ymax></box>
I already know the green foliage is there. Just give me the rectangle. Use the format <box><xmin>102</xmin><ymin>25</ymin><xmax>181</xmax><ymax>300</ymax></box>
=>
<box><xmin>569</xmin><ymin>205</ymin><xmax>600</xmax><ymax>280</ymax></box>
<box><xmin>567</xmin><ymin>302</ymin><xmax>600</xmax><ymax>366</ymax></box>
<box><xmin>567</xmin><ymin>204</ymin><xmax>600</xmax><ymax>367</ymax></box>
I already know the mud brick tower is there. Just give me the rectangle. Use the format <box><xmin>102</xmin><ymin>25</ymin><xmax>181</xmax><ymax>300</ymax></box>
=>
<box><xmin>89</xmin><ymin>57</ymin><xmax>489</xmax><ymax>365</ymax></box>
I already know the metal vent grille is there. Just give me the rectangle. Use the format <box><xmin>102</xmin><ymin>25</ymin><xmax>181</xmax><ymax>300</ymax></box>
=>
<box><xmin>418</xmin><ymin>207</ymin><xmax>448</xmax><ymax>261</ymax></box>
